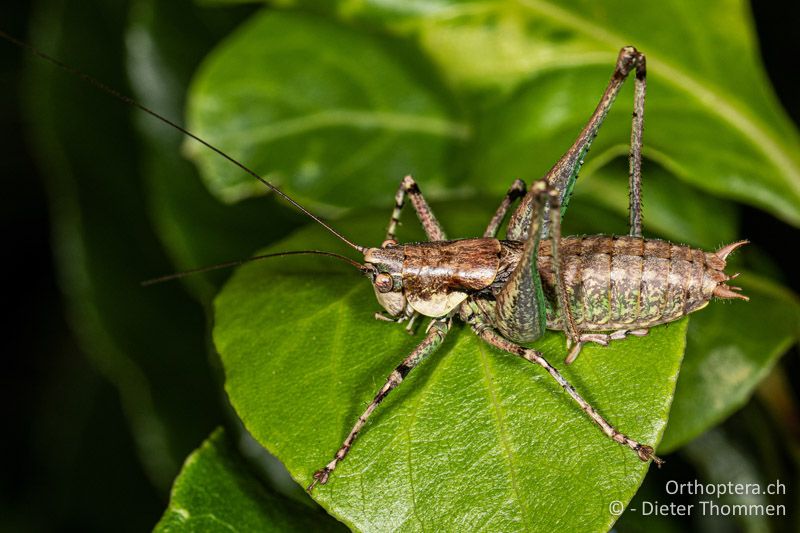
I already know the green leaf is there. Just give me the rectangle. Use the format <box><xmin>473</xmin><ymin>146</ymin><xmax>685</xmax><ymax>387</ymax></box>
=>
<box><xmin>229</xmin><ymin>0</ymin><xmax>800</xmax><ymax>226</ymax></box>
<box><xmin>186</xmin><ymin>10</ymin><xmax>465</xmax><ymax>209</ymax></box>
<box><xmin>572</xmin><ymin>159</ymin><xmax>739</xmax><ymax>249</ymax></box>
<box><xmin>127</xmin><ymin>0</ymin><xmax>306</xmax><ymax>303</ymax></box>
<box><xmin>545</xmin><ymin>194</ymin><xmax>798</xmax><ymax>454</ymax></box>
<box><xmin>214</xmin><ymin>204</ymin><xmax>688</xmax><ymax>532</ymax></box>
<box><xmin>24</xmin><ymin>0</ymin><xmax>220</xmax><ymax>490</ymax></box>
<box><xmin>660</xmin><ymin>273</ymin><xmax>800</xmax><ymax>452</ymax></box>
<box><xmin>156</xmin><ymin>428</ymin><xmax>346</xmax><ymax>532</ymax></box>
<box><xmin>457</xmin><ymin>20</ymin><xmax>800</xmax><ymax>227</ymax></box>
<box><xmin>472</xmin><ymin>78</ymin><xmax>744</xmax><ymax>248</ymax></box>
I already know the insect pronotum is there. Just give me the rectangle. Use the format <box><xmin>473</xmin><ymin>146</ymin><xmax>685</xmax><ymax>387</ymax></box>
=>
<box><xmin>3</xmin><ymin>31</ymin><xmax>748</xmax><ymax>493</ymax></box>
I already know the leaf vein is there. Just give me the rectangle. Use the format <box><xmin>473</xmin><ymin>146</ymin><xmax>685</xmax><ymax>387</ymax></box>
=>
<box><xmin>515</xmin><ymin>0</ymin><xmax>800</xmax><ymax>199</ymax></box>
<box><xmin>477</xmin><ymin>341</ymin><xmax>533</xmax><ymax>530</ymax></box>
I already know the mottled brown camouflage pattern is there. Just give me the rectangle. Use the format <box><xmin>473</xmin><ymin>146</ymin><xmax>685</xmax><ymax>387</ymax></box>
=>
<box><xmin>305</xmin><ymin>46</ymin><xmax>745</xmax><ymax>489</ymax></box>
<box><xmin>401</xmin><ymin>238</ymin><xmax>502</xmax><ymax>317</ymax></box>
<box><xmin>535</xmin><ymin>235</ymin><xmax>731</xmax><ymax>331</ymax></box>
<box><xmin>402</xmin><ymin>238</ymin><xmax>501</xmax><ymax>294</ymax></box>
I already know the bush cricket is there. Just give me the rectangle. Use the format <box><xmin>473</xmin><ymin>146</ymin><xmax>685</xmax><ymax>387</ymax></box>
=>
<box><xmin>2</xmin><ymin>32</ymin><xmax>749</xmax><ymax>493</ymax></box>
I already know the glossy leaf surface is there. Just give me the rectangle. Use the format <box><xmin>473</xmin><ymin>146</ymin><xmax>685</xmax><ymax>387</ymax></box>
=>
<box><xmin>214</xmin><ymin>206</ymin><xmax>687</xmax><ymax>532</ymax></box>
<box><xmin>661</xmin><ymin>273</ymin><xmax>800</xmax><ymax>451</ymax></box>
<box><xmin>156</xmin><ymin>428</ymin><xmax>346</xmax><ymax>532</ymax></box>
<box><xmin>186</xmin><ymin>10</ymin><xmax>464</xmax><ymax>208</ymax></box>
<box><xmin>200</xmin><ymin>1</ymin><xmax>800</xmax><ymax>226</ymax></box>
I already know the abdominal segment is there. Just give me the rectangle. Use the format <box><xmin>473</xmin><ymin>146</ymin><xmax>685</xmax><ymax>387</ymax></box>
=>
<box><xmin>537</xmin><ymin>235</ymin><xmax>715</xmax><ymax>331</ymax></box>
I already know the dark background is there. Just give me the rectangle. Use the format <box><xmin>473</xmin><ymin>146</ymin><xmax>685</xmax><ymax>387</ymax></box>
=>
<box><xmin>1</xmin><ymin>1</ymin><xmax>798</xmax><ymax>531</ymax></box>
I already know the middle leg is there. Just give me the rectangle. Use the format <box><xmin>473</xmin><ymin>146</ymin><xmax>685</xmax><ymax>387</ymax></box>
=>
<box><xmin>565</xmin><ymin>328</ymin><xmax>650</xmax><ymax>365</ymax></box>
<box><xmin>483</xmin><ymin>178</ymin><xmax>526</xmax><ymax>238</ymax></box>
<box><xmin>472</xmin><ymin>321</ymin><xmax>662</xmax><ymax>465</ymax></box>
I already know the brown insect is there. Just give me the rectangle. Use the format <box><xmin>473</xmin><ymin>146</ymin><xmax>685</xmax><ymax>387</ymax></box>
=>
<box><xmin>3</xmin><ymin>30</ymin><xmax>747</xmax><ymax>492</ymax></box>
<box><xmin>303</xmin><ymin>46</ymin><xmax>748</xmax><ymax>490</ymax></box>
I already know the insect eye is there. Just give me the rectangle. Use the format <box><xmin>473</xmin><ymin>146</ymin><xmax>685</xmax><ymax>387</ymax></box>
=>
<box><xmin>374</xmin><ymin>273</ymin><xmax>394</xmax><ymax>293</ymax></box>
<box><xmin>381</xmin><ymin>239</ymin><xmax>397</xmax><ymax>248</ymax></box>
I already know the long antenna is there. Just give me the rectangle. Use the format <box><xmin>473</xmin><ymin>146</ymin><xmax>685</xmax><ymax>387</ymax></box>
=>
<box><xmin>0</xmin><ymin>29</ymin><xmax>366</xmax><ymax>253</ymax></box>
<box><xmin>141</xmin><ymin>250</ymin><xmax>368</xmax><ymax>287</ymax></box>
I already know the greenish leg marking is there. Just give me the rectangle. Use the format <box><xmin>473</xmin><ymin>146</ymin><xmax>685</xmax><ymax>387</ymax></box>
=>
<box><xmin>506</xmin><ymin>46</ymin><xmax>647</xmax><ymax>242</ymax></box>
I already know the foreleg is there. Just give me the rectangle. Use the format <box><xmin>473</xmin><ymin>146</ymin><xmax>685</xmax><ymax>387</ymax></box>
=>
<box><xmin>385</xmin><ymin>175</ymin><xmax>447</xmax><ymax>243</ymax></box>
<box><xmin>307</xmin><ymin>318</ymin><xmax>451</xmax><ymax>491</ymax></box>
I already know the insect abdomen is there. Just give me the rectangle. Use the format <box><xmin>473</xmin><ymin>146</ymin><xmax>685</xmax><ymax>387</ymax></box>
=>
<box><xmin>538</xmin><ymin>235</ymin><xmax>725</xmax><ymax>331</ymax></box>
